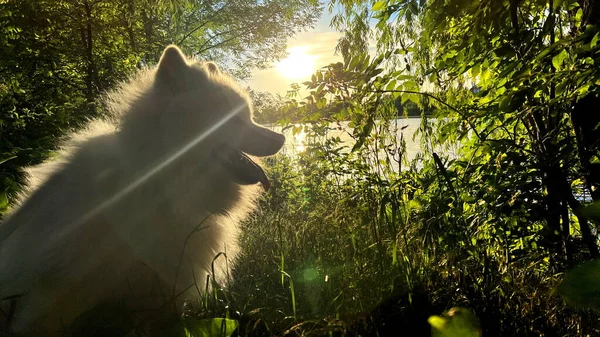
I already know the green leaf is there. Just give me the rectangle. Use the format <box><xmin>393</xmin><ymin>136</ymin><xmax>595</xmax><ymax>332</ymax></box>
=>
<box><xmin>171</xmin><ymin>318</ymin><xmax>239</xmax><ymax>337</ymax></box>
<box><xmin>403</xmin><ymin>80</ymin><xmax>419</xmax><ymax>90</ymax></box>
<box><xmin>396</xmin><ymin>74</ymin><xmax>415</xmax><ymax>81</ymax></box>
<box><xmin>348</xmin><ymin>54</ymin><xmax>360</xmax><ymax>71</ymax></box>
<box><xmin>401</xmin><ymin>92</ymin><xmax>419</xmax><ymax>103</ymax></box>
<box><xmin>0</xmin><ymin>190</ymin><xmax>8</xmax><ymax>212</ymax></box>
<box><xmin>575</xmin><ymin>8</ymin><xmax>583</xmax><ymax>22</ymax></box>
<box><xmin>429</xmin><ymin>307</ymin><xmax>481</xmax><ymax>337</ymax></box>
<box><xmin>553</xmin><ymin>0</ymin><xmax>564</xmax><ymax>10</ymax></box>
<box><xmin>580</xmin><ymin>201</ymin><xmax>600</xmax><ymax>221</ymax></box>
<box><xmin>498</xmin><ymin>94</ymin><xmax>512</xmax><ymax>112</ymax></box>
<box><xmin>470</xmin><ymin>63</ymin><xmax>481</xmax><ymax>77</ymax></box>
<box><xmin>351</xmin><ymin>118</ymin><xmax>374</xmax><ymax>152</ymax></box>
<box><xmin>535</xmin><ymin>46</ymin><xmax>553</xmax><ymax>62</ymax></box>
<box><xmin>552</xmin><ymin>49</ymin><xmax>568</xmax><ymax>70</ymax></box>
<box><xmin>316</xmin><ymin>97</ymin><xmax>327</xmax><ymax>109</ymax></box>
<box><xmin>0</xmin><ymin>155</ymin><xmax>17</xmax><ymax>166</ymax></box>
<box><xmin>372</xmin><ymin>1</ymin><xmax>386</xmax><ymax>11</ymax></box>
<box><xmin>385</xmin><ymin>79</ymin><xmax>397</xmax><ymax>91</ymax></box>
<box><xmin>591</xmin><ymin>33</ymin><xmax>599</xmax><ymax>48</ymax></box>
<box><xmin>557</xmin><ymin>259</ymin><xmax>600</xmax><ymax>312</ymax></box>
<box><xmin>513</xmin><ymin>65</ymin><xmax>531</xmax><ymax>80</ymax></box>
<box><xmin>316</xmin><ymin>82</ymin><xmax>326</xmax><ymax>94</ymax></box>
<box><xmin>493</xmin><ymin>44</ymin><xmax>513</xmax><ymax>58</ymax></box>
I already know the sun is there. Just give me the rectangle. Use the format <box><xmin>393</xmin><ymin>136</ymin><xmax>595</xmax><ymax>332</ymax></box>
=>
<box><xmin>276</xmin><ymin>46</ymin><xmax>316</xmax><ymax>79</ymax></box>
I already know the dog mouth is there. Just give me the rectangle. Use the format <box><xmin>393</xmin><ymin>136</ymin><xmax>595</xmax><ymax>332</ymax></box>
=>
<box><xmin>212</xmin><ymin>145</ymin><xmax>271</xmax><ymax>191</ymax></box>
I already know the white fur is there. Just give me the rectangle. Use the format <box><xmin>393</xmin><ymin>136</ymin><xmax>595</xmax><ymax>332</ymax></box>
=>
<box><xmin>0</xmin><ymin>46</ymin><xmax>281</xmax><ymax>335</ymax></box>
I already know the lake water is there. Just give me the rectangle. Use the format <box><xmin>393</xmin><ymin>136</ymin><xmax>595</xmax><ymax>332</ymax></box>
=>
<box><xmin>273</xmin><ymin>118</ymin><xmax>426</xmax><ymax>167</ymax></box>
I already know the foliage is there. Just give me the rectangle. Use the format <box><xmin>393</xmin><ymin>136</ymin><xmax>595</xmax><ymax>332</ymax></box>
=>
<box><xmin>228</xmin><ymin>0</ymin><xmax>600</xmax><ymax>336</ymax></box>
<box><xmin>558</xmin><ymin>259</ymin><xmax>600</xmax><ymax>312</ymax></box>
<box><xmin>429</xmin><ymin>307</ymin><xmax>481</xmax><ymax>337</ymax></box>
<box><xmin>248</xmin><ymin>90</ymin><xmax>290</xmax><ymax>125</ymax></box>
<box><xmin>169</xmin><ymin>318</ymin><xmax>238</xmax><ymax>337</ymax></box>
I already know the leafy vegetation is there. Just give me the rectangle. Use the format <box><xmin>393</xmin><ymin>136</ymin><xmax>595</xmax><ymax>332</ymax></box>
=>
<box><xmin>227</xmin><ymin>0</ymin><xmax>600</xmax><ymax>336</ymax></box>
<box><xmin>1</xmin><ymin>0</ymin><xmax>600</xmax><ymax>336</ymax></box>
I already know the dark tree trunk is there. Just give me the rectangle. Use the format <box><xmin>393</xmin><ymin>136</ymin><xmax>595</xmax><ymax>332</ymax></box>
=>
<box><xmin>543</xmin><ymin>167</ymin><xmax>566</xmax><ymax>264</ymax></box>
<box><xmin>560</xmin><ymin>198</ymin><xmax>573</xmax><ymax>263</ymax></box>
<box><xmin>126</xmin><ymin>0</ymin><xmax>137</xmax><ymax>55</ymax></box>
<box><xmin>572</xmin><ymin>94</ymin><xmax>600</xmax><ymax>201</ymax></box>
<box><xmin>81</xmin><ymin>0</ymin><xmax>98</xmax><ymax>105</ymax></box>
<box><xmin>579</xmin><ymin>0</ymin><xmax>600</xmax><ymax>26</ymax></box>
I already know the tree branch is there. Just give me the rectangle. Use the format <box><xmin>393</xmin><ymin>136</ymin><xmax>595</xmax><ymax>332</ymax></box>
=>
<box><xmin>367</xmin><ymin>89</ymin><xmax>484</xmax><ymax>141</ymax></box>
<box><xmin>197</xmin><ymin>20</ymin><xmax>265</xmax><ymax>54</ymax></box>
<box><xmin>177</xmin><ymin>2</ymin><xmax>231</xmax><ymax>46</ymax></box>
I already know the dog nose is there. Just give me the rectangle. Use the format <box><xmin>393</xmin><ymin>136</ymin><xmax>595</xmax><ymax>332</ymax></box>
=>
<box><xmin>272</xmin><ymin>132</ymin><xmax>286</xmax><ymax>149</ymax></box>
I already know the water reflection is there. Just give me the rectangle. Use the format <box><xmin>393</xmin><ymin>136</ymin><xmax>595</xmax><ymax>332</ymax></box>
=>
<box><xmin>274</xmin><ymin>118</ymin><xmax>424</xmax><ymax>162</ymax></box>
<box><xmin>293</xmin><ymin>127</ymin><xmax>307</xmax><ymax>152</ymax></box>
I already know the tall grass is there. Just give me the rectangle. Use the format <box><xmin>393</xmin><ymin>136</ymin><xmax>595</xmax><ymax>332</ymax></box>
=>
<box><xmin>221</xmin><ymin>128</ymin><xmax>599</xmax><ymax>337</ymax></box>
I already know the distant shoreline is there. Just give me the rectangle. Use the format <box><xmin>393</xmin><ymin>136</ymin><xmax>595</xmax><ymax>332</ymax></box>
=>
<box><xmin>265</xmin><ymin>115</ymin><xmax>426</xmax><ymax>126</ymax></box>
<box><xmin>396</xmin><ymin>115</ymin><xmax>423</xmax><ymax>119</ymax></box>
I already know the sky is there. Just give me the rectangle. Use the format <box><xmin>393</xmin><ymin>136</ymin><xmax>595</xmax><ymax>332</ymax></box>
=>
<box><xmin>246</xmin><ymin>9</ymin><xmax>343</xmax><ymax>95</ymax></box>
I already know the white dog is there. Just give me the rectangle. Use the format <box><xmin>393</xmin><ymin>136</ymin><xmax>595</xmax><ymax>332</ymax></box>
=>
<box><xmin>0</xmin><ymin>45</ymin><xmax>284</xmax><ymax>335</ymax></box>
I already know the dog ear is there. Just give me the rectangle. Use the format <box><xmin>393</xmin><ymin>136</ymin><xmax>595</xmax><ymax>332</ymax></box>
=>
<box><xmin>156</xmin><ymin>45</ymin><xmax>188</xmax><ymax>84</ymax></box>
<box><xmin>204</xmin><ymin>61</ymin><xmax>220</xmax><ymax>75</ymax></box>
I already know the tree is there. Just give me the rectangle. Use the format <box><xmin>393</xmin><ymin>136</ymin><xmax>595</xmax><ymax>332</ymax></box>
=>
<box><xmin>126</xmin><ymin>0</ymin><xmax>322</xmax><ymax>78</ymax></box>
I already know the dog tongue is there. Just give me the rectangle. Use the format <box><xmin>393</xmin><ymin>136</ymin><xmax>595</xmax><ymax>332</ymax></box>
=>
<box><xmin>216</xmin><ymin>147</ymin><xmax>271</xmax><ymax>191</ymax></box>
<box><xmin>259</xmin><ymin>172</ymin><xmax>271</xmax><ymax>191</ymax></box>
<box><xmin>237</xmin><ymin>151</ymin><xmax>270</xmax><ymax>191</ymax></box>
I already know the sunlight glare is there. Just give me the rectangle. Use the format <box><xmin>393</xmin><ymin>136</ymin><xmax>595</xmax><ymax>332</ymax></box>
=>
<box><xmin>276</xmin><ymin>46</ymin><xmax>316</xmax><ymax>79</ymax></box>
<box><xmin>294</xmin><ymin>126</ymin><xmax>306</xmax><ymax>152</ymax></box>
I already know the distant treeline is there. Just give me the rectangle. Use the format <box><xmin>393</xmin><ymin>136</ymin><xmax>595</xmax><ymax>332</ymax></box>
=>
<box><xmin>394</xmin><ymin>98</ymin><xmax>435</xmax><ymax>117</ymax></box>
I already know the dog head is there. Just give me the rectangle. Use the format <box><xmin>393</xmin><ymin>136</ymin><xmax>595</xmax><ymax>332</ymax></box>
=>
<box><xmin>152</xmin><ymin>45</ymin><xmax>285</xmax><ymax>190</ymax></box>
